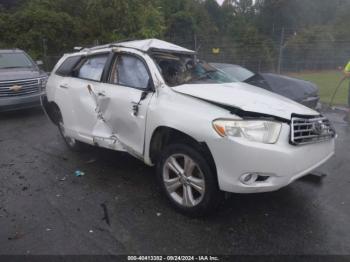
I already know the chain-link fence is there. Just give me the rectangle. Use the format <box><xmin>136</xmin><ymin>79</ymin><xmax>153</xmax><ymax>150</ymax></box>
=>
<box><xmin>43</xmin><ymin>38</ymin><xmax>350</xmax><ymax>74</ymax></box>
<box><xmin>169</xmin><ymin>36</ymin><xmax>350</xmax><ymax>74</ymax></box>
<box><xmin>41</xmin><ymin>38</ymin><xmax>350</xmax><ymax>106</ymax></box>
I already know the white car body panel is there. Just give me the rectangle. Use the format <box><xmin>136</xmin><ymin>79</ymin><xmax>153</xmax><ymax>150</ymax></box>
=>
<box><xmin>207</xmin><ymin>123</ymin><xmax>335</xmax><ymax>193</ymax></box>
<box><xmin>94</xmin><ymin>82</ymin><xmax>154</xmax><ymax>157</ymax></box>
<box><xmin>172</xmin><ymin>82</ymin><xmax>317</xmax><ymax>120</ymax></box>
<box><xmin>44</xmin><ymin>39</ymin><xmax>336</xmax><ymax>195</ymax></box>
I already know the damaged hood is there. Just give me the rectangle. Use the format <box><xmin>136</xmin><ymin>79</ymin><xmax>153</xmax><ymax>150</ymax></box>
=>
<box><xmin>172</xmin><ymin>82</ymin><xmax>318</xmax><ymax>120</ymax></box>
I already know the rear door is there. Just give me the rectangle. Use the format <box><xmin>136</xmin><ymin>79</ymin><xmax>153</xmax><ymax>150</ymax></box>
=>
<box><xmin>68</xmin><ymin>53</ymin><xmax>110</xmax><ymax>140</ymax></box>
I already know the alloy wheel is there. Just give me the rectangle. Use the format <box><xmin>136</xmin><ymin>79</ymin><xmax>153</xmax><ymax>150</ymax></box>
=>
<box><xmin>163</xmin><ymin>154</ymin><xmax>206</xmax><ymax>207</ymax></box>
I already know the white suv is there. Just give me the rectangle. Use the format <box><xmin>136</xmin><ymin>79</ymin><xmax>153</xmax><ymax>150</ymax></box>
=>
<box><xmin>42</xmin><ymin>39</ymin><xmax>336</xmax><ymax>216</ymax></box>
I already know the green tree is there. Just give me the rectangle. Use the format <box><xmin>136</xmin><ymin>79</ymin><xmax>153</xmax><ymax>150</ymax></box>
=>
<box><xmin>0</xmin><ymin>4</ymin><xmax>79</xmax><ymax>58</ymax></box>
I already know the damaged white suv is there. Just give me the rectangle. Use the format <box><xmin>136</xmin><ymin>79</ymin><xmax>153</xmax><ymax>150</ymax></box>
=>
<box><xmin>42</xmin><ymin>39</ymin><xmax>336</xmax><ymax>216</ymax></box>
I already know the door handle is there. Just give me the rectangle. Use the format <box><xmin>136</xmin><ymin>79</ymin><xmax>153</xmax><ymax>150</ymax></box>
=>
<box><xmin>59</xmin><ymin>84</ymin><xmax>69</xmax><ymax>89</ymax></box>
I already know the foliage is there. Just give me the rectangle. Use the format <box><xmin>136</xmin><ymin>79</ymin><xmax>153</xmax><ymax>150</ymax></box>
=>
<box><xmin>289</xmin><ymin>70</ymin><xmax>349</xmax><ymax>105</ymax></box>
<box><xmin>0</xmin><ymin>0</ymin><xmax>349</xmax><ymax>70</ymax></box>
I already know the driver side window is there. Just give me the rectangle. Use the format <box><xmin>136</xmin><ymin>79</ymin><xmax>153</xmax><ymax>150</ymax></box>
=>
<box><xmin>110</xmin><ymin>54</ymin><xmax>151</xmax><ymax>90</ymax></box>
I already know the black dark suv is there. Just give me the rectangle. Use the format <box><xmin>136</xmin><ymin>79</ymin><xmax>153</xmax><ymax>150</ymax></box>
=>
<box><xmin>0</xmin><ymin>49</ymin><xmax>48</xmax><ymax>111</ymax></box>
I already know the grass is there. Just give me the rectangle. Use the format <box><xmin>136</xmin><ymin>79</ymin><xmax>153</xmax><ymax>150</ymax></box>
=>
<box><xmin>288</xmin><ymin>70</ymin><xmax>349</xmax><ymax>106</ymax></box>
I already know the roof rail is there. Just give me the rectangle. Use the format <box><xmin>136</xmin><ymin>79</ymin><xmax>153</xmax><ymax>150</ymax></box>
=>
<box><xmin>82</xmin><ymin>38</ymin><xmax>139</xmax><ymax>52</ymax></box>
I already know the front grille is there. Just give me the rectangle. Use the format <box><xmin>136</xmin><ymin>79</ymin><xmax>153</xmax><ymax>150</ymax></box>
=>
<box><xmin>291</xmin><ymin>116</ymin><xmax>336</xmax><ymax>145</ymax></box>
<box><xmin>0</xmin><ymin>78</ymin><xmax>40</xmax><ymax>98</ymax></box>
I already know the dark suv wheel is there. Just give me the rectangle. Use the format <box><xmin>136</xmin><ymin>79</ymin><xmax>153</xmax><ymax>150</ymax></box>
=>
<box><xmin>157</xmin><ymin>143</ymin><xmax>223</xmax><ymax>217</ymax></box>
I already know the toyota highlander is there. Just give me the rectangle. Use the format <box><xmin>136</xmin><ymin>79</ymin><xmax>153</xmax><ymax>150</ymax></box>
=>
<box><xmin>42</xmin><ymin>39</ymin><xmax>336</xmax><ymax>216</ymax></box>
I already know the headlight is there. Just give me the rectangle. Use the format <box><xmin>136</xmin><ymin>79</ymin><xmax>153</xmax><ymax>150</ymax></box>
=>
<box><xmin>213</xmin><ymin>119</ymin><xmax>282</xmax><ymax>144</ymax></box>
<box><xmin>39</xmin><ymin>77</ymin><xmax>48</xmax><ymax>91</ymax></box>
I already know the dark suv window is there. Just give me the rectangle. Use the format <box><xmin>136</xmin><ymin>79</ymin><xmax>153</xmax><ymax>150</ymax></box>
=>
<box><xmin>111</xmin><ymin>54</ymin><xmax>150</xmax><ymax>90</ymax></box>
<box><xmin>0</xmin><ymin>52</ymin><xmax>34</xmax><ymax>69</ymax></box>
<box><xmin>56</xmin><ymin>55</ymin><xmax>82</xmax><ymax>76</ymax></box>
<box><xmin>78</xmin><ymin>54</ymin><xmax>108</xmax><ymax>81</ymax></box>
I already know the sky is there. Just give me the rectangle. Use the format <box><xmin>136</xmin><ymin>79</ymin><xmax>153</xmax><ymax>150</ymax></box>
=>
<box><xmin>216</xmin><ymin>0</ymin><xmax>225</xmax><ymax>5</ymax></box>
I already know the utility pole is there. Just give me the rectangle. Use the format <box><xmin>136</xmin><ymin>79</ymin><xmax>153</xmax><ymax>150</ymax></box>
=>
<box><xmin>42</xmin><ymin>38</ymin><xmax>47</xmax><ymax>71</ymax></box>
<box><xmin>277</xmin><ymin>27</ymin><xmax>285</xmax><ymax>74</ymax></box>
<box><xmin>194</xmin><ymin>33</ymin><xmax>197</xmax><ymax>61</ymax></box>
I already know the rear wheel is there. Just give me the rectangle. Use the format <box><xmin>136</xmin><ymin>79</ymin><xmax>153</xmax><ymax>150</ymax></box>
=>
<box><xmin>157</xmin><ymin>144</ymin><xmax>223</xmax><ymax>217</ymax></box>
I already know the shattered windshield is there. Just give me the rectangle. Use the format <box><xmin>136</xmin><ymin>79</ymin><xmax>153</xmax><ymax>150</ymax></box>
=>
<box><xmin>152</xmin><ymin>53</ymin><xmax>236</xmax><ymax>87</ymax></box>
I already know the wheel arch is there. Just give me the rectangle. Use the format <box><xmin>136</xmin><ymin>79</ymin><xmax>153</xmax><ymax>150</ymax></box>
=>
<box><xmin>149</xmin><ymin>126</ymin><xmax>217</xmax><ymax>175</ymax></box>
<box><xmin>42</xmin><ymin>96</ymin><xmax>62</xmax><ymax>126</ymax></box>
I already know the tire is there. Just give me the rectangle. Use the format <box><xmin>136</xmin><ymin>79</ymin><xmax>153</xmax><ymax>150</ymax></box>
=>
<box><xmin>157</xmin><ymin>143</ymin><xmax>223</xmax><ymax>217</ymax></box>
<box><xmin>58</xmin><ymin>118</ymin><xmax>85</xmax><ymax>152</ymax></box>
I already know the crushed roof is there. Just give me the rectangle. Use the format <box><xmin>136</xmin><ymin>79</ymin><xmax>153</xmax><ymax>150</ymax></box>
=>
<box><xmin>87</xmin><ymin>39</ymin><xmax>196</xmax><ymax>54</ymax></box>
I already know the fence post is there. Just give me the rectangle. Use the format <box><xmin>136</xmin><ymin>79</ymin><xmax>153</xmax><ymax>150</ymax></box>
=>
<box><xmin>42</xmin><ymin>38</ymin><xmax>48</xmax><ymax>71</ymax></box>
<box><xmin>194</xmin><ymin>33</ymin><xmax>197</xmax><ymax>61</ymax></box>
<box><xmin>277</xmin><ymin>27</ymin><xmax>285</xmax><ymax>74</ymax></box>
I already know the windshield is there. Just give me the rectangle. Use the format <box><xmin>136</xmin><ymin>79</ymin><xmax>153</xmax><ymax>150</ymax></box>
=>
<box><xmin>152</xmin><ymin>53</ymin><xmax>236</xmax><ymax>87</ymax></box>
<box><xmin>212</xmin><ymin>63</ymin><xmax>255</xmax><ymax>82</ymax></box>
<box><xmin>0</xmin><ymin>52</ymin><xmax>34</xmax><ymax>69</ymax></box>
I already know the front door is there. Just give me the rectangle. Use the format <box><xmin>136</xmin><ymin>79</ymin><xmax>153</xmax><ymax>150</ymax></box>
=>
<box><xmin>98</xmin><ymin>53</ymin><xmax>154</xmax><ymax>157</ymax></box>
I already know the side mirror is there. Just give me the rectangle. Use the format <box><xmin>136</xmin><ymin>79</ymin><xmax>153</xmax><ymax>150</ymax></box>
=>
<box><xmin>36</xmin><ymin>60</ymin><xmax>44</xmax><ymax>66</ymax></box>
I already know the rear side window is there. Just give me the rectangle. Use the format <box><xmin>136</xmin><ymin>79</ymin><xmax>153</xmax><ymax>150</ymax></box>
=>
<box><xmin>78</xmin><ymin>54</ymin><xmax>108</xmax><ymax>81</ymax></box>
<box><xmin>55</xmin><ymin>55</ymin><xmax>82</xmax><ymax>76</ymax></box>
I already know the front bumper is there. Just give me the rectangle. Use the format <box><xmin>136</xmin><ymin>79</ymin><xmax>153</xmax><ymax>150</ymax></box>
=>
<box><xmin>0</xmin><ymin>92</ymin><xmax>43</xmax><ymax>112</ymax></box>
<box><xmin>208</xmin><ymin>123</ymin><xmax>335</xmax><ymax>194</ymax></box>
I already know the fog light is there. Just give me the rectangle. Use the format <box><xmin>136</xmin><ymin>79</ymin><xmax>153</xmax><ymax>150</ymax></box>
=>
<box><xmin>240</xmin><ymin>173</ymin><xmax>258</xmax><ymax>185</ymax></box>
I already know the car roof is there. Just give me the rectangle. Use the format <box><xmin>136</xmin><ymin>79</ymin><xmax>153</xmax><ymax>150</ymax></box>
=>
<box><xmin>85</xmin><ymin>39</ymin><xmax>196</xmax><ymax>55</ymax></box>
<box><xmin>0</xmin><ymin>49</ymin><xmax>24</xmax><ymax>54</ymax></box>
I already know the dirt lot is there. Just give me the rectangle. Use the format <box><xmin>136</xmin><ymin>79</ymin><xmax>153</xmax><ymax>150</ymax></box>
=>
<box><xmin>0</xmin><ymin>107</ymin><xmax>350</xmax><ymax>255</ymax></box>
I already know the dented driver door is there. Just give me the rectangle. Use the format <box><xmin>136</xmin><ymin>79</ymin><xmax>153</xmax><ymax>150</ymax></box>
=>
<box><xmin>95</xmin><ymin>53</ymin><xmax>155</xmax><ymax>158</ymax></box>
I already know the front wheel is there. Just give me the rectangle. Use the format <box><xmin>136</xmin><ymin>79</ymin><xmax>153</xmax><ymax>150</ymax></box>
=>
<box><xmin>157</xmin><ymin>144</ymin><xmax>223</xmax><ymax>217</ymax></box>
